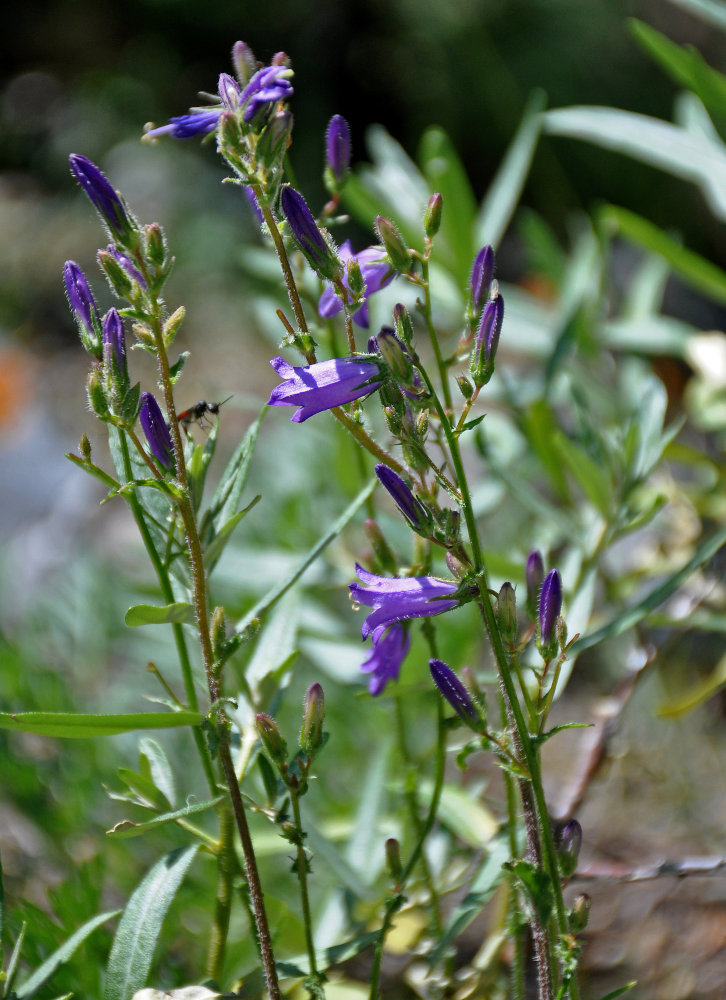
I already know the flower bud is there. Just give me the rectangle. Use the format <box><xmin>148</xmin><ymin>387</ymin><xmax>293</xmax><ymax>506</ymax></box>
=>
<box><xmin>87</xmin><ymin>368</ymin><xmax>109</xmax><ymax>419</ymax></box>
<box><xmin>456</xmin><ymin>375</ymin><xmax>474</xmax><ymax>400</ymax></box>
<box><xmin>211</xmin><ymin>606</ymin><xmax>227</xmax><ymax>661</ymax></box>
<box><xmin>496</xmin><ymin>582</ymin><xmax>517</xmax><ymax>641</ymax></box>
<box><xmin>392</xmin><ymin>302</ymin><xmax>414</xmax><ymax>347</ymax></box>
<box><xmin>424</xmin><ymin>192</ymin><xmax>443</xmax><ymax>238</ymax></box>
<box><xmin>375</xmin><ymin>464</ymin><xmax>432</xmax><ymax>535</ymax></box>
<box><xmin>300</xmin><ymin>682</ymin><xmax>325</xmax><ymax>757</ymax></box>
<box><xmin>63</xmin><ymin>260</ymin><xmax>102</xmax><ymax>357</ymax></box>
<box><xmin>445</xmin><ymin>551</ymin><xmax>470</xmax><ymax>580</ymax></box>
<box><xmin>376</xmin><ymin>328</ymin><xmax>413</xmax><ymax>382</ymax></box>
<box><xmin>470</xmin><ymin>245</ymin><xmax>495</xmax><ymax>313</ymax></box>
<box><xmin>569</xmin><ymin>894</ymin><xmax>591</xmax><ymax>933</ymax></box>
<box><xmin>555</xmin><ymin>818</ymin><xmax>582</xmax><ymax>879</ymax></box>
<box><xmin>69</xmin><ymin>154</ymin><xmax>135</xmax><ymax>245</ymax></box>
<box><xmin>102</xmin><ymin>308</ymin><xmax>128</xmax><ymax>386</ymax></box>
<box><xmin>470</xmin><ymin>292</ymin><xmax>504</xmax><ymax>388</ymax></box>
<box><xmin>139</xmin><ymin>391</ymin><xmax>175</xmax><ymax>471</ymax></box>
<box><xmin>525</xmin><ymin>550</ymin><xmax>545</xmax><ymax>620</ymax></box>
<box><xmin>429</xmin><ymin>659</ymin><xmax>480</xmax><ymax>729</ymax></box>
<box><xmin>218</xmin><ymin>72</ymin><xmax>242</xmax><ymax>110</ymax></box>
<box><xmin>346</xmin><ymin>256</ymin><xmax>365</xmax><ymax>303</ymax></box>
<box><xmin>362</xmin><ymin>519</ymin><xmax>398</xmax><ymax>576</ymax></box>
<box><xmin>374</xmin><ymin>216</ymin><xmax>412</xmax><ymax>274</ymax></box>
<box><xmin>281</xmin><ymin>186</ymin><xmax>340</xmax><ymax>281</ymax></box>
<box><xmin>256</xmin><ymin>712</ymin><xmax>288</xmax><ymax>765</ymax></box>
<box><xmin>538</xmin><ymin>569</ymin><xmax>562</xmax><ymax>656</ymax></box>
<box><xmin>97</xmin><ymin>248</ymin><xmax>132</xmax><ymax>298</ymax></box>
<box><xmin>385</xmin><ymin>837</ymin><xmax>403</xmax><ymax>883</ymax></box>
<box><xmin>325</xmin><ymin>114</ymin><xmax>351</xmax><ymax>189</ymax></box>
<box><xmin>232</xmin><ymin>41</ymin><xmax>257</xmax><ymax>86</ymax></box>
<box><xmin>144</xmin><ymin>223</ymin><xmax>167</xmax><ymax>269</ymax></box>
<box><xmin>257</xmin><ymin>110</ymin><xmax>293</xmax><ymax>165</ymax></box>
<box><xmin>80</xmin><ymin>433</ymin><xmax>92</xmax><ymax>461</ymax></box>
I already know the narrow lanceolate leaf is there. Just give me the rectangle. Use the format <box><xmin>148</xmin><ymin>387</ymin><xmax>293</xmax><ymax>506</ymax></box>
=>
<box><xmin>106</xmin><ymin>796</ymin><xmax>225</xmax><ymax>839</ymax></box>
<box><xmin>125</xmin><ymin>603</ymin><xmax>195</xmax><ymax>627</ymax></box>
<box><xmin>15</xmin><ymin>910</ymin><xmax>120</xmax><ymax>999</ymax></box>
<box><xmin>104</xmin><ymin>846</ymin><xmax>199</xmax><ymax>1000</ymax></box>
<box><xmin>0</xmin><ymin>711</ymin><xmax>203</xmax><ymax>738</ymax></box>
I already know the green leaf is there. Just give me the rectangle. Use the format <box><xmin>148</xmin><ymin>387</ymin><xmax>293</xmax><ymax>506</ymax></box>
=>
<box><xmin>5</xmin><ymin>921</ymin><xmax>26</xmax><ymax>998</ymax></box>
<box><xmin>629</xmin><ymin>19</ymin><xmax>726</xmax><ymax>118</ymax></box>
<box><xmin>596</xmin><ymin>984</ymin><xmax>637</xmax><ymax>1000</ymax></box>
<box><xmin>104</xmin><ymin>846</ymin><xmax>199</xmax><ymax>1000</ymax></box>
<box><xmin>429</xmin><ymin>831</ymin><xmax>510</xmax><ymax>966</ymax></box>
<box><xmin>202</xmin><ymin>495</ymin><xmax>261</xmax><ymax>567</ymax></box>
<box><xmin>599</xmin><ymin>204</ymin><xmax>726</xmax><ymax>306</ymax></box>
<box><xmin>521</xmin><ymin>400</ymin><xmax>570</xmax><ymax>501</ymax></box>
<box><xmin>658</xmin><ymin>650</ymin><xmax>726</xmax><ymax>717</ymax></box>
<box><xmin>0</xmin><ymin>711</ymin><xmax>203</xmax><ymax>739</ymax></box>
<box><xmin>139</xmin><ymin>737</ymin><xmax>176</xmax><ymax>810</ymax></box>
<box><xmin>571</xmin><ymin>522</ymin><xmax>726</xmax><ymax>655</ymax></box>
<box><xmin>107</xmin><ymin>796</ymin><xmax>225</xmax><ymax>839</ymax></box>
<box><xmin>168</xmin><ymin>351</ymin><xmax>189</xmax><ymax>383</ymax></box>
<box><xmin>506</xmin><ymin>859</ymin><xmax>553</xmax><ymax>925</ymax></box>
<box><xmin>418</xmin><ymin>125</ymin><xmax>477</xmax><ymax>277</ymax></box>
<box><xmin>552</xmin><ymin>431</ymin><xmax>612</xmax><ymax>517</ymax></box>
<box><xmin>125</xmin><ymin>603</ymin><xmax>195</xmax><ymax>627</ymax></box>
<box><xmin>277</xmin><ymin>930</ymin><xmax>382</xmax><ymax>978</ymax></box>
<box><xmin>15</xmin><ymin>910</ymin><xmax>119</xmax><ymax>999</ymax></box>
<box><xmin>476</xmin><ymin>89</ymin><xmax>546</xmax><ymax>248</ymax></box>
<box><xmin>543</xmin><ymin>103</ymin><xmax>726</xmax><ymax>221</ymax></box>
<box><xmin>234</xmin><ymin>477</ymin><xmax>377</xmax><ymax>640</ymax></box>
<box><xmin>115</xmin><ymin>767</ymin><xmax>171</xmax><ymax>811</ymax></box>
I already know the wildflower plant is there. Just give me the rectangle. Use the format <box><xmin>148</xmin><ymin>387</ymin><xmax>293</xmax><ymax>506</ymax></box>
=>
<box><xmin>7</xmin><ymin>23</ymin><xmax>723</xmax><ymax>1000</ymax></box>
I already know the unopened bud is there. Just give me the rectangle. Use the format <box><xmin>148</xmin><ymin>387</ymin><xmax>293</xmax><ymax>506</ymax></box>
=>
<box><xmin>281</xmin><ymin>186</ymin><xmax>340</xmax><ymax>281</ymax></box>
<box><xmin>219</xmin><ymin>109</ymin><xmax>242</xmax><ymax>150</ymax></box>
<box><xmin>496</xmin><ymin>582</ymin><xmax>517</xmax><ymax>641</ymax></box>
<box><xmin>376</xmin><ymin>328</ymin><xmax>413</xmax><ymax>381</ymax></box>
<box><xmin>144</xmin><ymin>223</ymin><xmax>166</xmax><ymax>269</ymax></box>
<box><xmin>537</xmin><ymin>569</ymin><xmax>562</xmax><ymax>656</ymax></box>
<box><xmin>392</xmin><ymin>303</ymin><xmax>414</xmax><ymax>347</ymax></box>
<box><xmin>374</xmin><ymin>216</ymin><xmax>412</xmax><ymax>274</ymax></box>
<box><xmin>80</xmin><ymin>433</ymin><xmax>92</xmax><ymax>461</ymax></box>
<box><xmin>300</xmin><ymin>682</ymin><xmax>325</xmax><ymax>757</ymax></box>
<box><xmin>325</xmin><ymin>114</ymin><xmax>351</xmax><ymax>189</ymax></box>
<box><xmin>429</xmin><ymin>659</ymin><xmax>480</xmax><ymax>729</ymax></box>
<box><xmin>258</xmin><ymin>110</ymin><xmax>293</xmax><ymax>163</ymax></box>
<box><xmin>470</xmin><ymin>293</ymin><xmax>504</xmax><ymax>388</ymax></box>
<box><xmin>445</xmin><ymin>551</ymin><xmax>469</xmax><ymax>580</ymax></box>
<box><xmin>256</xmin><ymin>713</ymin><xmax>288</xmax><ymax>765</ymax></box>
<box><xmin>97</xmin><ymin>249</ymin><xmax>132</xmax><ymax>299</ymax></box>
<box><xmin>346</xmin><ymin>256</ymin><xmax>365</xmax><ymax>303</ymax></box>
<box><xmin>470</xmin><ymin>245</ymin><xmax>495</xmax><ymax>313</ymax></box>
<box><xmin>232</xmin><ymin>41</ymin><xmax>257</xmax><ymax>87</ymax></box>
<box><xmin>375</xmin><ymin>464</ymin><xmax>432</xmax><ymax>535</ymax></box>
<box><xmin>211</xmin><ymin>606</ymin><xmax>227</xmax><ymax>660</ymax></box>
<box><xmin>456</xmin><ymin>375</ymin><xmax>474</xmax><ymax>400</ymax></box>
<box><xmin>569</xmin><ymin>893</ymin><xmax>591</xmax><ymax>933</ymax></box>
<box><xmin>424</xmin><ymin>192</ymin><xmax>443</xmax><ymax>238</ymax></box>
<box><xmin>385</xmin><ymin>837</ymin><xmax>403</xmax><ymax>883</ymax></box>
<box><xmin>87</xmin><ymin>368</ymin><xmax>109</xmax><ymax>418</ymax></box>
<box><xmin>555</xmin><ymin>818</ymin><xmax>582</xmax><ymax>879</ymax></box>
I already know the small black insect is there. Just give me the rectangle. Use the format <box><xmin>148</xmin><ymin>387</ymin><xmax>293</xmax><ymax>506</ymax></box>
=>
<box><xmin>177</xmin><ymin>396</ymin><xmax>233</xmax><ymax>434</ymax></box>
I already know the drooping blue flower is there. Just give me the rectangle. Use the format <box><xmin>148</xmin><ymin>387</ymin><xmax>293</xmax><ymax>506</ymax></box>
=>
<box><xmin>268</xmin><ymin>355</ymin><xmax>383</xmax><ymax>422</ymax></box>
<box><xmin>538</xmin><ymin>568</ymin><xmax>562</xmax><ymax>647</ymax></box>
<box><xmin>318</xmin><ymin>241</ymin><xmax>395</xmax><ymax>329</ymax></box>
<box><xmin>325</xmin><ymin>114</ymin><xmax>351</xmax><ymax>185</ymax></box>
<box><xmin>69</xmin><ymin>155</ymin><xmax>135</xmax><ymax>243</ymax></box>
<box><xmin>281</xmin><ymin>186</ymin><xmax>340</xmax><ymax>280</ymax></box>
<box><xmin>139</xmin><ymin>392</ymin><xmax>175</xmax><ymax>470</ymax></box>
<box><xmin>360</xmin><ymin>624</ymin><xmax>411</xmax><ymax>696</ymax></box>
<box><xmin>63</xmin><ymin>260</ymin><xmax>101</xmax><ymax>356</ymax></box>
<box><xmin>349</xmin><ymin>564</ymin><xmax>463</xmax><ymax>640</ymax></box>
<box><xmin>429</xmin><ymin>659</ymin><xmax>479</xmax><ymax>725</ymax></box>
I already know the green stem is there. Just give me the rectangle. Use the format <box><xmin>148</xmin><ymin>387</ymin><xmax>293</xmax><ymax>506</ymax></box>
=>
<box><xmin>290</xmin><ymin>790</ymin><xmax>321</xmax><ymax>990</ymax></box>
<box><xmin>420</xmin><ymin>257</ymin><xmax>453</xmax><ymax>415</ymax></box>
<box><xmin>206</xmin><ymin>807</ymin><xmax>235</xmax><ymax>983</ymax></box>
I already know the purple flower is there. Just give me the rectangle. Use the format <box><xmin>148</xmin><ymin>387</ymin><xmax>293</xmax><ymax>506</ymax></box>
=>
<box><xmin>470</xmin><ymin>245</ymin><xmax>495</xmax><ymax>312</ymax></box>
<box><xmin>218</xmin><ymin>72</ymin><xmax>242</xmax><ymax>110</ymax></box>
<box><xmin>145</xmin><ymin>110</ymin><xmax>221</xmax><ymax>141</ymax></box>
<box><xmin>139</xmin><ymin>392</ymin><xmax>175</xmax><ymax>470</ymax></box>
<box><xmin>102</xmin><ymin>308</ymin><xmax>127</xmax><ymax>378</ymax></box>
<box><xmin>281</xmin><ymin>186</ymin><xmax>340</xmax><ymax>281</ymax></box>
<box><xmin>350</xmin><ymin>564</ymin><xmax>462</xmax><ymax>640</ymax></box>
<box><xmin>104</xmin><ymin>245</ymin><xmax>148</xmax><ymax>290</ymax></box>
<box><xmin>375</xmin><ymin>464</ymin><xmax>430</xmax><ymax>533</ymax></box>
<box><xmin>429</xmin><ymin>659</ymin><xmax>479</xmax><ymax>725</ymax></box>
<box><xmin>240</xmin><ymin>64</ymin><xmax>293</xmax><ymax>123</ymax></box>
<box><xmin>268</xmin><ymin>355</ymin><xmax>383</xmax><ymax>422</ymax></box>
<box><xmin>69</xmin><ymin>155</ymin><xmax>134</xmax><ymax>243</ymax></box>
<box><xmin>361</xmin><ymin>624</ymin><xmax>411</xmax><ymax>696</ymax></box>
<box><xmin>63</xmin><ymin>260</ymin><xmax>101</xmax><ymax>356</ymax></box>
<box><xmin>538</xmin><ymin>568</ymin><xmax>562</xmax><ymax>647</ymax></box>
<box><xmin>319</xmin><ymin>241</ymin><xmax>395</xmax><ymax>329</ymax></box>
<box><xmin>325</xmin><ymin>114</ymin><xmax>351</xmax><ymax>185</ymax></box>
<box><xmin>470</xmin><ymin>293</ymin><xmax>504</xmax><ymax>387</ymax></box>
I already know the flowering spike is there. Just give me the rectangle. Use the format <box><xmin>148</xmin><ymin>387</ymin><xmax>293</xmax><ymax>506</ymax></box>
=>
<box><xmin>360</xmin><ymin>624</ymin><xmax>411</xmax><ymax>696</ymax></box>
<box><xmin>63</xmin><ymin>260</ymin><xmax>101</xmax><ymax>357</ymax></box>
<box><xmin>470</xmin><ymin>292</ymin><xmax>504</xmax><ymax>388</ymax></box>
<box><xmin>325</xmin><ymin>114</ymin><xmax>351</xmax><ymax>188</ymax></box>
<box><xmin>429</xmin><ymin>659</ymin><xmax>479</xmax><ymax>727</ymax></box>
<box><xmin>374</xmin><ymin>464</ymin><xmax>431</xmax><ymax>535</ymax></box>
<box><xmin>268</xmin><ymin>355</ymin><xmax>383</xmax><ymax>422</ymax></box>
<box><xmin>280</xmin><ymin>186</ymin><xmax>340</xmax><ymax>281</ymax></box>
<box><xmin>470</xmin><ymin>245</ymin><xmax>495</xmax><ymax>313</ymax></box>
<box><xmin>538</xmin><ymin>568</ymin><xmax>562</xmax><ymax>653</ymax></box>
<box><xmin>349</xmin><ymin>564</ymin><xmax>465</xmax><ymax>640</ymax></box>
<box><xmin>139</xmin><ymin>392</ymin><xmax>175</xmax><ymax>470</ymax></box>
<box><xmin>69</xmin><ymin>154</ymin><xmax>135</xmax><ymax>244</ymax></box>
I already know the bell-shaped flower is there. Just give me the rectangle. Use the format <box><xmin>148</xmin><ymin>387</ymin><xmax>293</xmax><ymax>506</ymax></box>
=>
<box><xmin>267</xmin><ymin>355</ymin><xmax>383</xmax><ymax>422</ymax></box>
<box><xmin>350</xmin><ymin>564</ymin><xmax>463</xmax><ymax>640</ymax></box>
<box><xmin>360</xmin><ymin>624</ymin><xmax>411</xmax><ymax>696</ymax></box>
<box><xmin>319</xmin><ymin>241</ymin><xmax>395</xmax><ymax>329</ymax></box>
